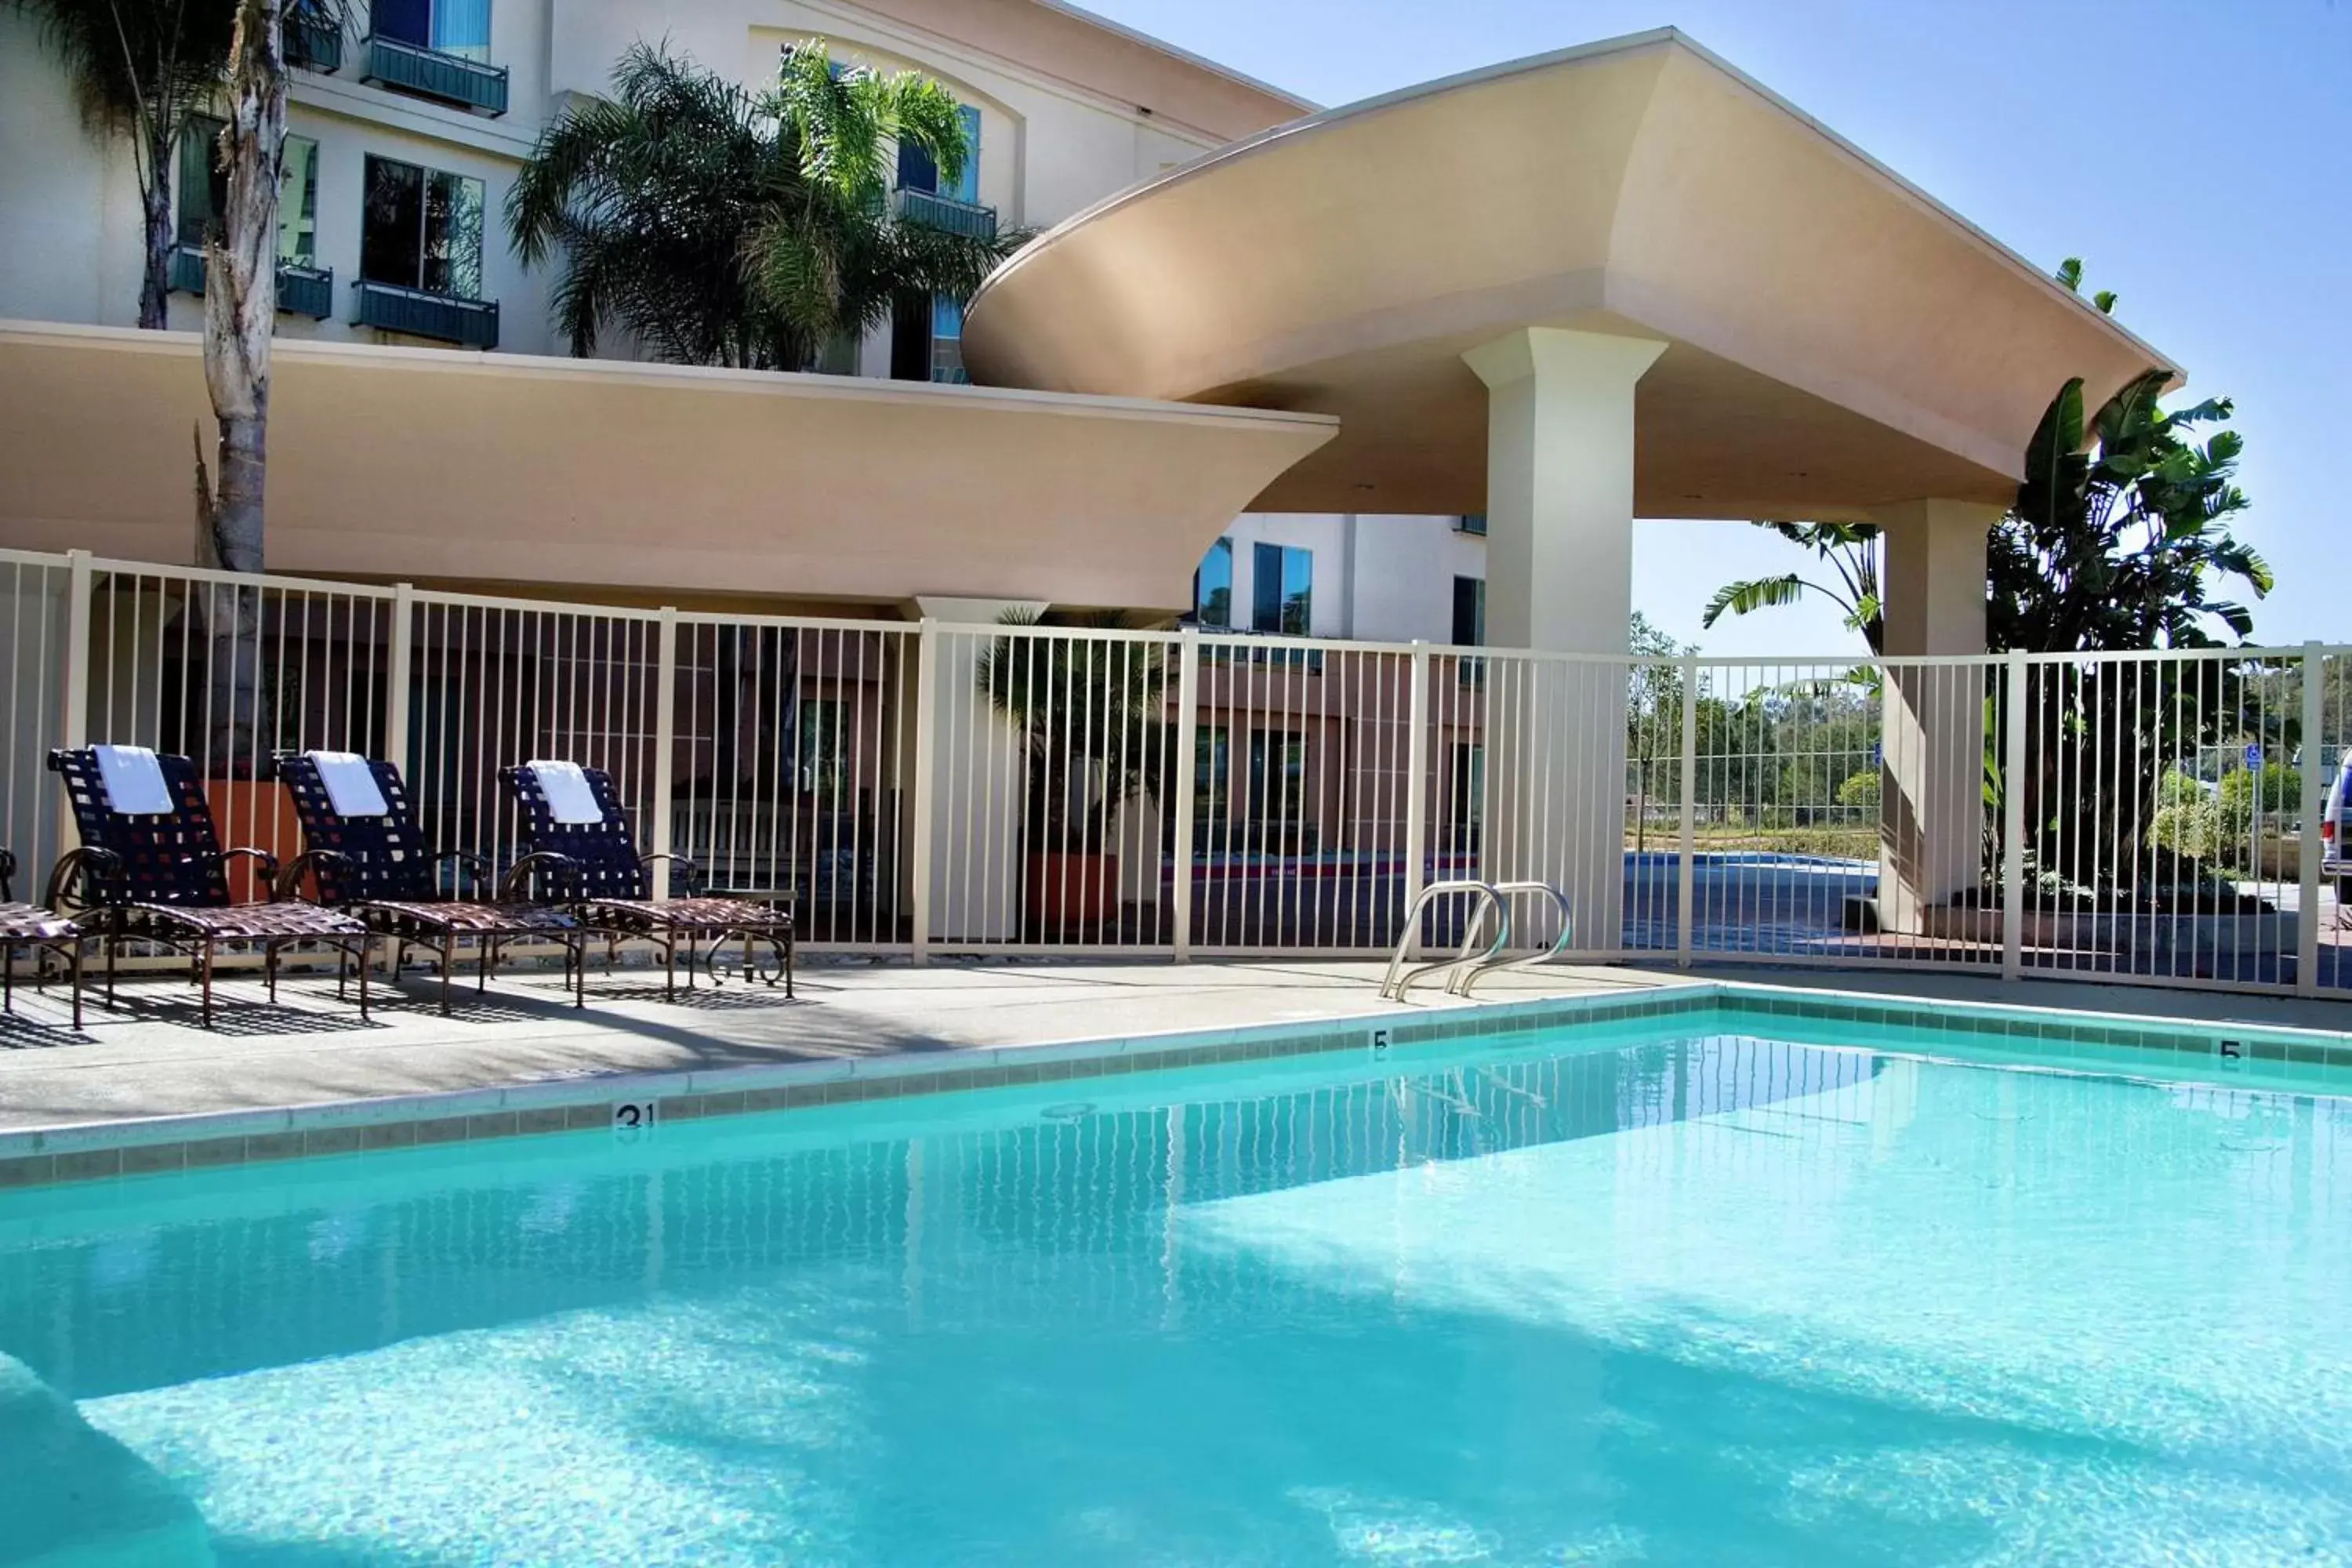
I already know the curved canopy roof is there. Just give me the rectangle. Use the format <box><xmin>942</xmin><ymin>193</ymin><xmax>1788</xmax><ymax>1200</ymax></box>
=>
<box><xmin>963</xmin><ymin>29</ymin><xmax>2177</xmax><ymax>520</ymax></box>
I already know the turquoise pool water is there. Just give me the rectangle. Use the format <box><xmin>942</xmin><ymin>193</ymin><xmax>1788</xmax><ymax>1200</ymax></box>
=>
<box><xmin>3</xmin><ymin>1011</ymin><xmax>2350</xmax><ymax>1565</ymax></box>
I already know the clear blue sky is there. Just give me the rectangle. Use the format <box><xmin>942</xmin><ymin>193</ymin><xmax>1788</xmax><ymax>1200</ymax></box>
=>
<box><xmin>1076</xmin><ymin>0</ymin><xmax>2350</xmax><ymax>656</ymax></box>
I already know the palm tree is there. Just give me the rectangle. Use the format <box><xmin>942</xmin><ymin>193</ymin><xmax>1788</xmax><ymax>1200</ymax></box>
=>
<box><xmin>1700</xmin><ymin>521</ymin><xmax>1886</xmax><ymax>654</ymax></box>
<box><xmin>975</xmin><ymin>612</ymin><xmax>1168</xmax><ymax>928</ymax></box>
<box><xmin>12</xmin><ymin>0</ymin><xmax>236</xmax><ymax>327</ymax></box>
<box><xmin>507</xmin><ymin>42</ymin><xmax>1027</xmax><ymax>370</ymax></box>
<box><xmin>187</xmin><ymin>0</ymin><xmax>287</xmax><ymax>772</ymax></box>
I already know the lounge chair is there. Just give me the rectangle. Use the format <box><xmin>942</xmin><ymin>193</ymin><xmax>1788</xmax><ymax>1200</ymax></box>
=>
<box><xmin>274</xmin><ymin>750</ymin><xmax>587</xmax><ymax>1014</ymax></box>
<box><xmin>47</xmin><ymin>746</ymin><xmax>372</xmax><ymax>1027</ymax></box>
<box><xmin>499</xmin><ymin>760</ymin><xmax>793</xmax><ymax>999</ymax></box>
<box><xmin>1</xmin><ymin>848</ymin><xmax>84</xmax><ymax>1028</ymax></box>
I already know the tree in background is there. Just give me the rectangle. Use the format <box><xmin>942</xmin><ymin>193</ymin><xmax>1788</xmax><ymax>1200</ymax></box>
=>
<box><xmin>1624</xmin><ymin>612</ymin><xmax>1686</xmax><ymax>851</ymax></box>
<box><xmin>507</xmin><ymin>42</ymin><xmax>1027</xmax><ymax>370</ymax></box>
<box><xmin>1699</xmin><ymin>522</ymin><xmax>1886</xmax><ymax>654</ymax></box>
<box><xmin>1996</xmin><ymin>261</ymin><xmax>2267</xmax><ymax>896</ymax></box>
<box><xmin>11</xmin><ymin>0</ymin><xmax>235</xmax><ymax>327</ymax></box>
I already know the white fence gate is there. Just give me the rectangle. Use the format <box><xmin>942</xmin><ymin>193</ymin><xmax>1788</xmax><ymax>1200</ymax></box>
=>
<box><xmin>3</xmin><ymin>547</ymin><xmax>2345</xmax><ymax>1000</ymax></box>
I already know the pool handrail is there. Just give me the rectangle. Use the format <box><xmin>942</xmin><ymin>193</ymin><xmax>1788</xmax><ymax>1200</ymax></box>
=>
<box><xmin>1380</xmin><ymin>880</ymin><xmax>1509</xmax><ymax>1000</ymax></box>
<box><xmin>1450</xmin><ymin>881</ymin><xmax>1575</xmax><ymax>996</ymax></box>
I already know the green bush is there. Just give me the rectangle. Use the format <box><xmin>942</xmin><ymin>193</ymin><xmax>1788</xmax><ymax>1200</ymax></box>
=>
<box><xmin>1835</xmin><ymin>771</ymin><xmax>1880</xmax><ymax>812</ymax></box>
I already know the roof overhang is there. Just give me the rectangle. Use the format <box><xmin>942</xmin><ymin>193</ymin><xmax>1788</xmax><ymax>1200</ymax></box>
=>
<box><xmin>964</xmin><ymin>28</ymin><xmax>2180</xmax><ymax>519</ymax></box>
<box><xmin>0</xmin><ymin>322</ymin><xmax>1336</xmax><ymax>610</ymax></box>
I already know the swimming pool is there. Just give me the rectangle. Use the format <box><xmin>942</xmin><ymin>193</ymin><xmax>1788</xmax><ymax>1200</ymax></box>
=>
<box><xmin>3</xmin><ymin>996</ymin><xmax>2350</xmax><ymax>1565</ymax></box>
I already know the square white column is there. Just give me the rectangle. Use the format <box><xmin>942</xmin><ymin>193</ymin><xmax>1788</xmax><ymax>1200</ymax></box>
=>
<box><xmin>1872</xmin><ymin>499</ymin><xmax>2001</xmax><ymax>933</ymax></box>
<box><xmin>1464</xmin><ymin>328</ymin><xmax>1666</xmax><ymax>952</ymax></box>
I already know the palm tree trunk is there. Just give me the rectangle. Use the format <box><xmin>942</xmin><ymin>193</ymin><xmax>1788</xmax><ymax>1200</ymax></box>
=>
<box><xmin>137</xmin><ymin>152</ymin><xmax>172</xmax><ymax>329</ymax></box>
<box><xmin>197</xmin><ymin>0</ymin><xmax>286</xmax><ymax>772</ymax></box>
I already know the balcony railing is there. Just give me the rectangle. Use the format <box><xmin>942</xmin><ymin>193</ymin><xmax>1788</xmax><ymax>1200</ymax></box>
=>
<box><xmin>362</xmin><ymin>35</ymin><xmax>508</xmax><ymax>115</ymax></box>
<box><xmin>893</xmin><ymin>186</ymin><xmax>997</xmax><ymax>241</ymax></box>
<box><xmin>166</xmin><ymin>244</ymin><xmax>335</xmax><ymax>319</ymax></box>
<box><xmin>352</xmin><ymin>278</ymin><xmax>499</xmax><ymax>349</ymax></box>
<box><xmin>287</xmin><ymin>10</ymin><xmax>343</xmax><ymax>72</ymax></box>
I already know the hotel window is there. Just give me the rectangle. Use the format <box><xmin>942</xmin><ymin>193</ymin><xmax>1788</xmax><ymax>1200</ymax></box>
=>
<box><xmin>361</xmin><ymin>155</ymin><xmax>485</xmax><ymax>298</ymax></box>
<box><xmin>1194</xmin><ymin>724</ymin><xmax>1230</xmax><ymax>839</ymax></box>
<box><xmin>371</xmin><ymin>0</ymin><xmax>490</xmax><ymax>60</ymax></box>
<box><xmin>931</xmin><ymin>294</ymin><xmax>966</xmax><ymax>382</ymax></box>
<box><xmin>1451</xmin><ymin>575</ymin><xmax>1485</xmax><ymax>647</ymax></box>
<box><xmin>1455</xmin><ymin>513</ymin><xmax>1486</xmax><ymax>535</ymax></box>
<box><xmin>1248</xmin><ymin>729</ymin><xmax>1306</xmax><ymax>827</ymax></box>
<box><xmin>177</xmin><ymin>117</ymin><xmax>320</xmax><ymax>266</ymax></box>
<box><xmin>1193</xmin><ymin>538</ymin><xmax>1233</xmax><ymax>628</ymax></box>
<box><xmin>897</xmin><ymin>105</ymin><xmax>983</xmax><ymax>202</ymax></box>
<box><xmin>798</xmin><ymin>700</ymin><xmax>848</xmax><ymax>797</ymax></box>
<box><xmin>1251</xmin><ymin>543</ymin><xmax>1312</xmax><ymax>636</ymax></box>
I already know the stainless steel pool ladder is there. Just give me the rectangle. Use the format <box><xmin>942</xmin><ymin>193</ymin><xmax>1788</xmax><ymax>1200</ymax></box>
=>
<box><xmin>1379</xmin><ymin>880</ymin><xmax>1509</xmax><ymax>1000</ymax></box>
<box><xmin>1449</xmin><ymin>882</ymin><xmax>1576</xmax><ymax>998</ymax></box>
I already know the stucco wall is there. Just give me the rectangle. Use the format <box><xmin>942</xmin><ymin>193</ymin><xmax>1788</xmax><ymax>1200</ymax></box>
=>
<box><xmin>1211</xmin><ymin>514</ymin><xmax>1486</xmax><ymax>643</ymax></box>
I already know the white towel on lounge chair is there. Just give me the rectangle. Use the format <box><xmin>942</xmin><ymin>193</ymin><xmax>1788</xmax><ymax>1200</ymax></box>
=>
<box><xmin>93</xmin><ymin>745</ymin><xmax>173</xmax><ymax>815</ymax></box>
<box><xmin>528</xmin><ymin>760</ymin><xmax>604</xmax><ymax>825</ymax></box>
<box><xmin>308</xmin><ymin>751</ymin><xmax>390</xmax><ymax>818</ymax></box>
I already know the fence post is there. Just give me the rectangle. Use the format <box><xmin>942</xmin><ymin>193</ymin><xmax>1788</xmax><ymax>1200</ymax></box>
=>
<box><xmin>1171</xmin><ymin>627</ymin><xmax>1200</xmax><ymax>964</ymax></box>
<box><xmin>2001</xmin><ymin>650</ymin><xmax>2027</xmax><ymax>982</ymax></box>
<box><xmin>2298</xmin><ymin>641</ymin><xmax>2325</xmax><ymax>998</ymax></box>
<box><xmin>909</xmin><ymin>619</ymin><xmax>938</xmax><ymax>965</ymax></box>
<box><xmin>649</xmin><ymin>607</ymin><xmax>677</xmax><ymax>901</ymax></box>
<box><xmin>1402</xmin><ymin>641</ymin><xmax>1430</xmax><ymax>959</ymax></box>
<box><xmin>1676</xmin><ymin>652</ymin><xmax>1697</xmax><ymax>967</ymax></box>
<box><xmin>383</xmin><ymin>582</ymin><xmax>415</xmax><ymax>775</ymax></box>
<box><xmin>56</xmin><ymin>549</ymin><xmax>93</xmax><ymax>858</ymax></box>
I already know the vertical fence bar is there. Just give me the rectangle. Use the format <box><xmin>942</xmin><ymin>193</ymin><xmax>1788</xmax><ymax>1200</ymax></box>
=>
<box><xmin>648</xmin><ymin>606</ymin><xmax>678</xmax><ymax>900</ymax></box>
<box><xmin>2299</xmin><ymin>641</ymin><xmax>2325</xmax><ymax>996</ymax></box>
<box><xmin>1675</xmin><ymin>652</ymin><xmax>1697</xmax><ymax>966</ymax></box>
<box><xmin>55</xmin><ymin>549</ymin><xmax>93</xmax><ymax>858</ymax></box>
<box><xmin>909</xmin><ymin>619</ymin><xmax>938</xmax><ymax>964</ymax></box>
<box><xmin>1402</xmin><ymin>641</ymin><xmax>1430</xmax><ymax>959</ymax></box>
<box><xmin>2002</xmin><ymin>651</ymin><xmax>2027</xmax><ymax>982</ymax></box>
<box><xmin>383</xmin><ymin>581</ymin><xmax>415</xmax><ymax>775</ymax></box>
<box><xmin>1171</xmin><ymin>626</ymin><xmax>1200</xmax><ymax>964</ymax></box>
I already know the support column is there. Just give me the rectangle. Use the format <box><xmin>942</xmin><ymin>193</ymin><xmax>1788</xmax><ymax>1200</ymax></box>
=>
<box><xmin>911</xmin><ymin>596</ymin><xmax>1047</xmax><ymax>945</ymax></box>
<box><xmin>1872</xmin><ymin>499</ymin><xmax>2001</xmax><ymax>934</ymax></box>
<box><xmin>1464</xmin><ymin>328</ymin><xmax>1667</xmax><ymax>953</ymax></box>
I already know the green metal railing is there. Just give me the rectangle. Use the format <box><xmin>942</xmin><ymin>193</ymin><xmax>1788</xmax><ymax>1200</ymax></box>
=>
<box><xmin>352</xmin><ymin>279</ymin><xmax>499</xmax><ymax>349</ymax></box>
<box><xmin>166</xmin><ymin>245</ymin><xmax>334</xmax><ymax>319</ymax></box>
<box><xmin>287</xmin><ymin>11</ymin><xmax>343</xmax><ymax>72</ymax></box>
<box><xmin>362</xmin><ymin>35</ymin><xmax>508</xmax><ymax>115</ymax></box>
<box><xmin>894</xmin><ymin>187</ymin><xmax>996</xmax><ymax>241</ymax></box>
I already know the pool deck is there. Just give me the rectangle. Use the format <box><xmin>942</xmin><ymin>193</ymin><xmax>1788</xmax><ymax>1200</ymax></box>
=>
<box><xmin>2</xmin><ymin>954</ymin><xmax>2350</xmax><ymax>1138</ymax></box>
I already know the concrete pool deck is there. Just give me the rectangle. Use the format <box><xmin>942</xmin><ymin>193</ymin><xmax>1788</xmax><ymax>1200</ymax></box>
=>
<box><xmin>3</xmin><ymin>956</ymin><xmax>2350</xmax><ymax>1139</ymax></box>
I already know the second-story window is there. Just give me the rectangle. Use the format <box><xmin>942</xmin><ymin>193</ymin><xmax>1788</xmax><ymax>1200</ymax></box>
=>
<box><xmin>1452</xmin><ymin>575</ymin><xmax>1485</xmax><ymax>647</ymax></box>
<box><xmin>898</xmin><ymin>105</ymin><xmax>982</xmax><ymax>201</ymax></box>
<box><xmin>1193</xmin><ymin>538</ymin><xmax>1233</xmax><ymax>628</ymax></box>
<box><xmin>177</xmin><ymin>116</ymin><xmax>320</xmax><ymax>266</ymax></box>
<box><xmin>1252</xmin><ymin>543</ymin><xmax>1312</xmax><ymax>636</ymax></box>
<box><xmin>372</xmin><ymin>0</ymin><xmax>489</xmax><ymax>60</ymax></box>
<box><xmin>361</xmin><ymin>154</ymin><xmax>484</xmax><ymax>298</ymax></box>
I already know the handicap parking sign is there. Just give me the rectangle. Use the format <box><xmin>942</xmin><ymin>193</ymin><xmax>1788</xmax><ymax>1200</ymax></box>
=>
<box><xmin>2244</xmin><ymin>742</ymin><xmax>2263</xmax><ymax>768</ymax></box>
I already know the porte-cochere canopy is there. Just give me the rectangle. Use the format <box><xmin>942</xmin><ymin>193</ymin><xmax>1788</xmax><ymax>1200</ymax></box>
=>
<box><xmin>964</xmin><ymin>29</ymin><xmax>2178</xmax><ymax>521</ymax></box>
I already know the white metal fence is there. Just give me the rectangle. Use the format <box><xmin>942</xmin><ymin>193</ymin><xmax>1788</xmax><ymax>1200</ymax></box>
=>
<box><xmin>4</xmin><ymin>546</ymin><xmax>2347</xmax><ymax>1000</ymax></box>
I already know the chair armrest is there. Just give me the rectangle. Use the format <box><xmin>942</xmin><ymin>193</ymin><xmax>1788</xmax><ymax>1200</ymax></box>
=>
<box><xmin>433</xmin><ymin>849</ymin><xmax>492</xmax><ymax>899</ymax></box>
<box><xmin>220</xmin><ymin>846</ymin><xmax>283</xmax><ymax>905</ymax></box>
<box><xmin>275</xmin><ymin>848</ymin><xmax>354</xmax><ymax>904</ymax></box>
<box><xmin>502</xmin><ymin>850</ymin><xmax>583</xmax><ymax>903</ymax></box>
<box><xmin>45</xmin><ymin>846</ymin><xmax>124</xmax><ymax>913</ymax></box>
<box><xmin>639</xmin><ymin>851</ymin><xmax>706</xmax><ymax>897</ymax></box>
